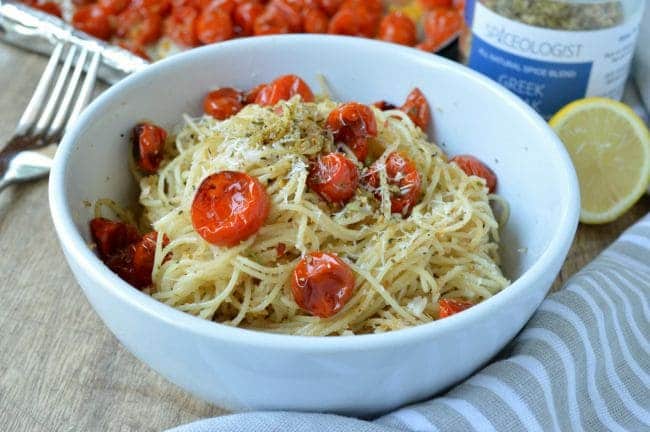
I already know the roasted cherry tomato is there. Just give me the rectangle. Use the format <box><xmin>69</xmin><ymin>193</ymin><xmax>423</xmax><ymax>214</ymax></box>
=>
<box><xmin>307</xmin><ymin>153</ymin><xmax>359</xmax><ymax>205</ymax></box>
<box><xmin>202</xmin><ymin>0</ymin><xmax>235</xmax><ymax>14</ymax></box>
<box><xmin>191</xmin><ymin>171</ymin><xmax>270</xmax><ymax>247</ymax></box>
<box><xmin>253</xmin><ymin>3</ymin><xmax>291</xmax><ymax>35</ymax></box>
<box><xmin>133</xmin><ymin>122</ymin><xmax>168</xmax><ymax>174</ymax></box>
<box><xmin>164</xmin><ymin>5</ymin><xmax>200</xmax><ymax>46</ymax></box>
<box><xmin>438</xmin><ymin>298</ymin><xmax>474</xmax><ymax>318</ymax></box>
<box><xmin>132</xmin><ymin>0</ymin><xmax>172</xmax><ymax>15</ymax></box>
<box><xmin>98</xmin><ymin>0</ymin><xmax>129</xmax><ymax>14</ymax></box>
<box><xmin>327</xmin><ymin>5</ymin><xmax>378</xmax><ymax>37</ymax></box>
<box><xmin>400</xmin><ymin>88</ymin><xmax>430</xmax><ymax>131</ymax></box>
<box><xmin>423</xmin><ymin>7</ymin><xmax>462</xmax><ymax>48</ymax></box>
<box><xmin>203</xmin><ymin>87</ymin><xmax>244</xmax><ymax>120</ymax></box>
<box><xmin>72</xmin><ymin>5</ymin><xmax>113</xmax><ymax>40</ymax></box>
<box><xmin>116</xmin><ymin>7</ymin><xmax>163</xmax><ymax>46</ymax></box>
<box><xmin>131</xmin><ymin>231</ymin><xmax>165</xmax><ymax>287</ymax></box>
<box><xmin>453</xmin><ymin>0</ymin><xmax>465</xmax><ymax>11</ymax></box>
<box><xmin>276</xmin><ymin>242</ymin><xmax>287</xmax><ymax>257</ymax></box>
<box><xmin>234</xmin><ymin>1</ymin><xmax>264</xmax><ymax>35</ymax></box>
<box><xmin>318</xmin><ymin>0</ymin><xmax>343</xmax><ymax>16</ymax></box>
<box><xmin>417</xmin><ymin>0</ymin><xmax>453</xmax><ymax>9</ymax></box>
<box><xmin>291</xmin><ymin>252</ymin><xmax>356</xmax><ymax>318</ymax></box>
<box><xmin>303</xmin><ymin>7</ymin><xmax>328</xmax><ymax>33</ymax></box>
<box><xmin>270</xmin><ymin>0</ymin><xmax>303</xmax><ymax>32</ymax></box>
<box><xmin>196</xmin><ymin>6</ymin><xmax>234</xmax><ymax>44</ymax></box>
<box><xmin>365</xmin><ymin>151</ymin><xmax>422</xmax><ymax>216</ymax></box>
<box><xmin>90</xmin><ymin>217</ymin><xmax>170</xmax><ymax>289</ymax></box>
<box><xmin>105</xmin><ymin>231</ymin><xmax>167</xmax><ymax>288</ymax></box>
<box><xmin>255</xmin><ymin>74</ymin><xmax>314</xmax><ymax>106</ymax></box>
<box><xmin>245</xmin><ymin>83</ymin><xmax>266</xmax><ymax>104</ymax></box>
<box><xmin>326</xmin><ymin>102</ymin><xmax>377</xmax><ymax>162</ymax></box>
<box><xmin>378</xmin><ymin>11</ymin><xmax>416</xmax><ymax>46</ymax></box>
<box><xmin>415</xmin><ymin>38</ymin><xmax>439</xmax><ymax>53</ymax></box>
<box><xmin>25</xmin><ymin>0</ymin><xmax>63</xmax><ymax>17</ymax></box>
<box><xmin>90</xmin><ymin>218</ymin><xmax>141</xmax><ymax>258</ymax></box>
<box><xmin>373</xmin><ymin>100</ymin><xmax>397</xmax><ymax>111</ymax></box>
<box><xmin>450</xmin><ymin>155</ymin><xmax>497</xmax><ymax>193</ymax></box>
<box><xmin>342</xmin><ymin>0</ymin><xmax>382</xmax><ymax>16</ymax></box>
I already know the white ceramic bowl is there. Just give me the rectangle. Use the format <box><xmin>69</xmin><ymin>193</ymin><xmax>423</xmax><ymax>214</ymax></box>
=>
<box><xmin>49</xmin><ymin>35</ymin><xmax>579</xmax><ymax>416</ymax></box>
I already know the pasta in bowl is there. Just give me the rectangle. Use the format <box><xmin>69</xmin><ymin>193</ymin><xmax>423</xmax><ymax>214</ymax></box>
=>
<box><xmin>89</xmin><ymin>74</ymin><xmax>509</xmax><ymax>335</ymax></box>
<box><xmin>49</xmin><ymin>35</ymin><xmax>579</xmax><ymax>415</ymax></box>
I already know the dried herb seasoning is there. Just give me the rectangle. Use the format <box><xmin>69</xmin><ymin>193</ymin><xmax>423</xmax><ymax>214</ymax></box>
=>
<box><xmin>481</xmin><ymin>0</ymin><xmax>624</xmax><ymax>30</ymax></box>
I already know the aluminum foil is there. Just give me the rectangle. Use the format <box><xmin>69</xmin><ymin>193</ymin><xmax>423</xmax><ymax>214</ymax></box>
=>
<box><xmin>0</xmin><ymin>1</ymin><xmax>149</xmax><ymax>84</ymax></box>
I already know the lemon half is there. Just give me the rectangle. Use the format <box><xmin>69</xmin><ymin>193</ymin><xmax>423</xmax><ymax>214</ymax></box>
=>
<box><xmin>550</xmin><ymin>97</ymin><xmax>650</xmax><ymax>224</ymax></box>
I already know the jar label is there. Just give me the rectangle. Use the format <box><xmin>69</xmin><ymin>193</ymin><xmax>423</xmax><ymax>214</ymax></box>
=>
<box><xmin>467</xmin><ymin>3</ymin><xmax>642</xmax><ymax>118</ymax></box>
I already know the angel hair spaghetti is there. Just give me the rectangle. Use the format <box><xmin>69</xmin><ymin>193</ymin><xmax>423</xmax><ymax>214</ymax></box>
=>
<box><xmin>89</xmin><ymin>74</ymin><xmax>509</xmax><ymax>336</ymax></box>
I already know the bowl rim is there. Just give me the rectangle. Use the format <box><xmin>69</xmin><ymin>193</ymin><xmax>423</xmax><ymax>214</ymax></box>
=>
<box><xmin>49</xmin><ymin>34</ymin><xmax>580</xmax><ymax>353</ymax></box>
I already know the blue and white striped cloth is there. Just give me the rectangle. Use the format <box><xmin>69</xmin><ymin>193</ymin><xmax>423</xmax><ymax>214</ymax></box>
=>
<box><xmin>170</xmin><ymin>214</ymin><xmax>650</xmax><ymax>432</ymax></box>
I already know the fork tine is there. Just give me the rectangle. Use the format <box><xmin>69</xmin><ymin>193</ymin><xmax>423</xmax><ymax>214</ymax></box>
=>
<box><xmin>15</xmin><ymin>42</ymin><xmax>64</xmax><ymax>135</ymax></box>
<box><xmin>33</xmin><ymin>44</ymin><xmax>77</xmax><ymax>137</ymax></box>
<box><xmin>65</xmin><ymin>50</ymin><xmax>100</xmax><ymax>132</ymax></box>
<box><xmin>48</xmin><ymin>47</ymin><xmax>86</xmax><ymax>139</ymax></box>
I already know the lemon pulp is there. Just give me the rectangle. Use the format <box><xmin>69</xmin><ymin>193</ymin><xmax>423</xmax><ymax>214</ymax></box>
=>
<box><xmin>550</xmin><ymin>97</ymin><xmax>650</xmax><ymax>224</ymax></box>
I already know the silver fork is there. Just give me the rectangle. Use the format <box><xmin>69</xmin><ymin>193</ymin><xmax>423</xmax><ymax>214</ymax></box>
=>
<box><xmin>0</xmin><ymin>42</ymin><xmax>101</xmax><ymax>192</ymax></box>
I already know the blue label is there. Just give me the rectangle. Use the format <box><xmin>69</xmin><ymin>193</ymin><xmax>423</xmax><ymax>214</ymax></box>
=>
<box><xmin>468</xmin><ymin>35</ymin><xmax>592</xmax><ymax>118</ymax></box>
<box><xmin>464</xmin><ymin>0</ymin><xmax>476</xmax><ymax>26</ymax></box>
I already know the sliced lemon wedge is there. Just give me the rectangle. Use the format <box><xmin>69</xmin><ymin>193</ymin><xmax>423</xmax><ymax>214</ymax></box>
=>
<box><xmin>550</xmin><ymin>97</ymin><xmax>650</xmax><ymax>224</ymax></box>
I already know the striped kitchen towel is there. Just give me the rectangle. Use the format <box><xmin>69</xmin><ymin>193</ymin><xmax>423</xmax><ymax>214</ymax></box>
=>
<box><xmin>169</xmin><ymin>214</ymin><xmax>650</xmax><ymax>432</ymax></box>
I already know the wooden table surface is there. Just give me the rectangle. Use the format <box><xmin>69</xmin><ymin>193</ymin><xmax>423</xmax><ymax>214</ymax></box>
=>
<box><xmin>0</xmin><ymin>44</ymin><xmax>648</xmax><ymax>432</ymax></box>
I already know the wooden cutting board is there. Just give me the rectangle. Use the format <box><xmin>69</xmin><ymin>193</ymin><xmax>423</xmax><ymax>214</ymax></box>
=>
<box><xmin>0</xmin><ymin>44</ymin><xmax>648</xmax><ymax>431</ymax></box>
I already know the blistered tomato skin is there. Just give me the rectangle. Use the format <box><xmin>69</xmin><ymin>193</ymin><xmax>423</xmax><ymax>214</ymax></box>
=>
<box><xmin>291</xmin><ymin>252</ymin><xmax>356</xmax><ymax>318</ymax></box>
<box><xmin>418</xmin><ymin>0</ymin><xmax>453</xmax><ymax>9</ymax></box>
<box><xmin>191</xmin><ymin>171</ymin><xmax>270</xmax><ymax>247</ymax></box>
<box><xmin>269</xmin><ymin>0</ymin><xmax>303</xmax><ymax>32</ymax></box>
<box><xmin>303</xmin><ymin>7</ymin><xmax>329</xmax><ymax>33</ymax></box>
<box><xmin>255</xmin><ymin>75</ymin><xmax>315</xmax><ymax>106</ymax></box>
<box><xmin>415</xmin><ymin>38</ymin><xmax>439</xmax><ymax>53</ymax></box>
<box><xmin>104</xmin><ymin>231</ymin><xmax>168</xmax><ymax>288</ymax></box>
<box><xmin>115</xmin><ymin>7</ymin><xmax>163</xmax><ymax>46</ymax></box>
<box><xmin>450</xmin><ymin>155</ymin><xmax>497</xmax><ymax>193</ymax></box>
<box><xmin>423</xmin><ymin>7</ymin><xmax>462</xmax><ymax>48</ymax></box>
<box><xmin>400</xmin><ymin>88</ymin><xmax>430</xmax><ymax>131</ymax></box>
<box><xmin>203</xmin><ymin>87</ymin><xmax>244</xmax><ymax>119</ymax></box>
<box><xmin>90</xmin><ymin>217</ymin><xmax>169</xmax><ymax>289</ymax></box>
<box><xmin>25</xmin><ymin>0</ymin><xmax>63</xmax><ymax>16</ymax></box>
<box><xmin>326</xmin><ymin>102</ymin><xmax>377</xmax><ymax>162</ymax></box>
<box><xmin>245</xmin><ymin>83</ymin><xmax>267</xmax><ymax>105</ymax></box>
<box><xmin>438</xmin><ymin>298</ymin><xmax>474</xmax><ymax>318</ymax></box>
<box><xmin>133</xmin><ymin>122</ymin><xmax>168</xmax><ymax>174</ymax></box>
<box><xmin>328</xmin><ymin>6</ymin><xmax>378</xmax><ymax>38</ymax></box>
<box><xmin>196</xmin><ymin>6</ymin><xmax>234</xmax><ymax>44</ymax></box>
<box><xmin>89</xmin><ymin>218</ymin><xmax>141</xmax><ymax>258</ymax></box>
<box><xmin>318</xmin><ymin>0</ymin><xmax>343</xmax><ymax>16</ymax></box>
<box><xmin>378</xmin><ymin>11</ymin><xmax>417</xmax><ymax>46</ymax></box>
<box><xmin>343</xmin><ymin>0</ymin><xmax>383</xmax><ymax>16</ymax></box>
<box><xmin>365</xmin><ymin>151</ymin><xmax>422</xmax><ymax>216</ymax></box>
<box><xmin>164</xmin><ymin>5</ymin><xmax>200</xmax><ymax>46</ymax></box>
<box><xmin>98</xmin><ymin>0</ymin><xmax>129</xmax><ymax>14</ymax></box>
<box><xmin>307</xmin><ymin>153</ymin><xmax>359</xmax><ymax>205</ymax></box>
<box><xmin>132</xmin><ymin>0</ymin><xmax>172</xmax><ymax>15</ymax></box>
<box><xmin>72</xmin><ymin>5</ymin><xmax>113</xmax><ymax>40</ymax></box>
<box><xmin>234</xmin><ymin>1</ymin><xmax>265</xmax><ymax>35</ymax></box>
<box><xmin>253</xmin><ymin>3</ymin><xmax>292</xmax><ymax>35</ymax></box>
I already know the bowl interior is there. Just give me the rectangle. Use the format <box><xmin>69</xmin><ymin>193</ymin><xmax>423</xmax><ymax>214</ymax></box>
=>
<box><xmin>56</xmin><ymin>35</ymin><xmax>575</xmax><ymax>294</ymax></box>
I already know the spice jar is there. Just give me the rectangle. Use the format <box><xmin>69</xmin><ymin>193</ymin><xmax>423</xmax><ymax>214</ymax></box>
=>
<box><xmin>460</xmin><ymin>0</ymin><xmax>645</xmax><ymax>118</ymax></box>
